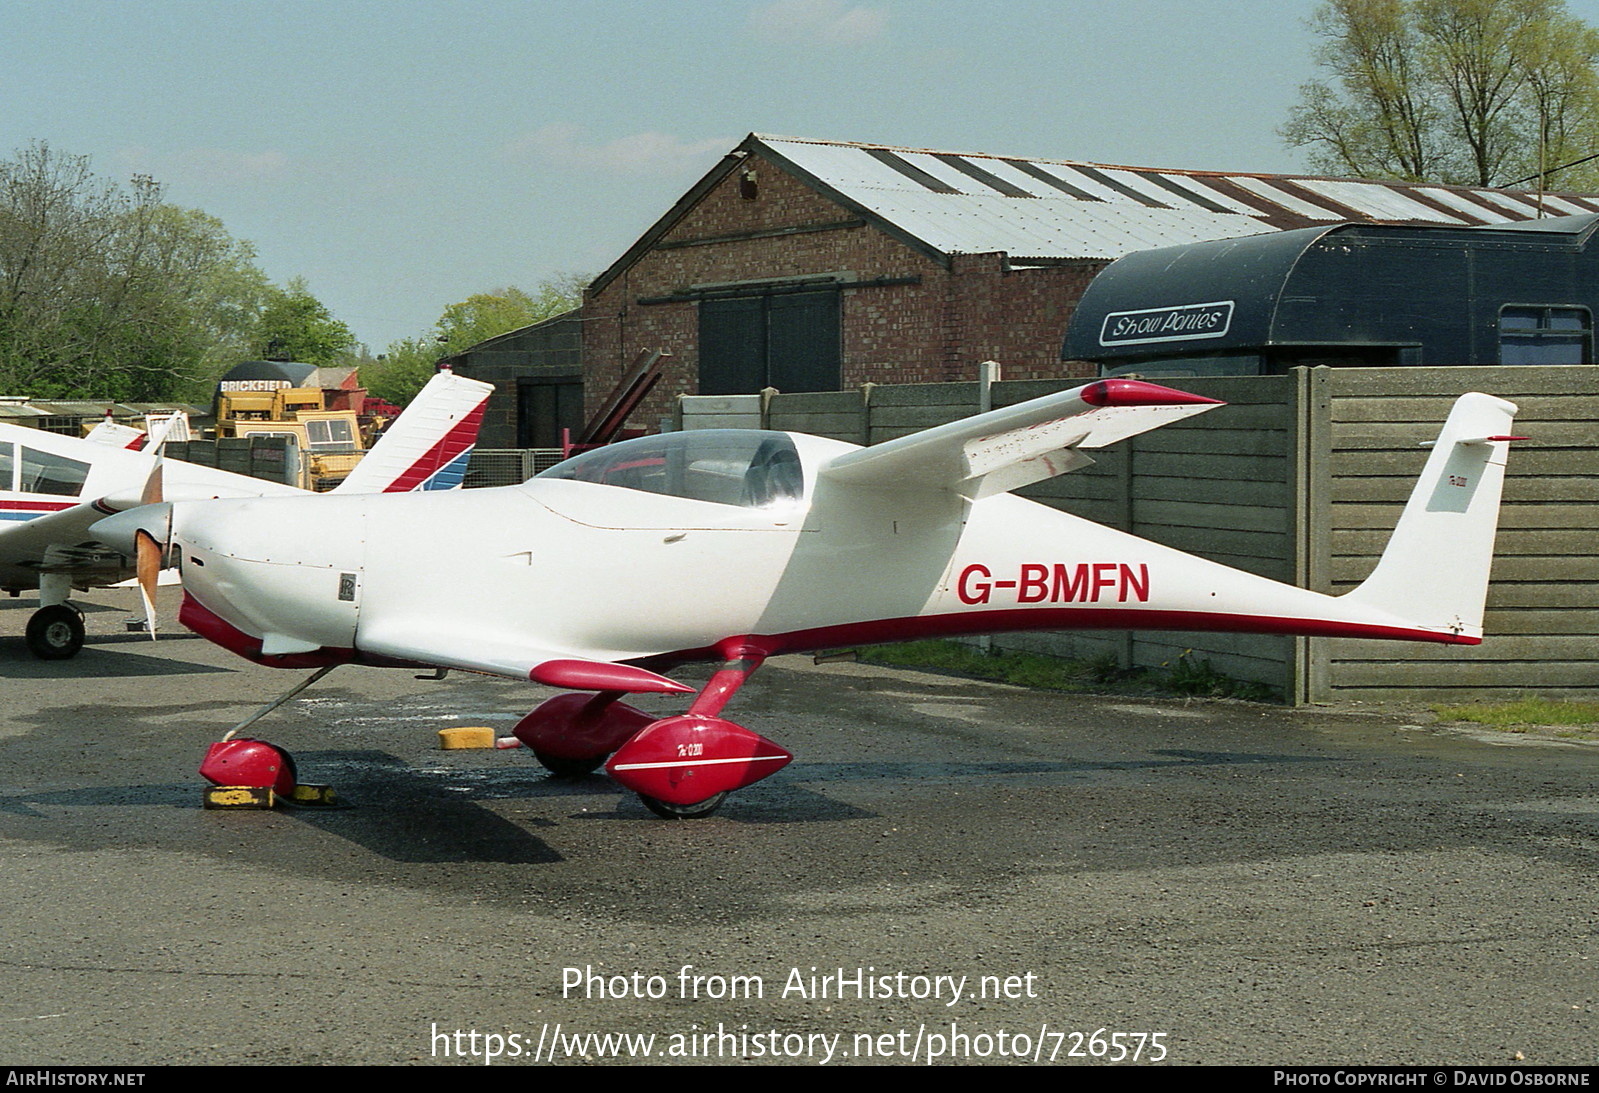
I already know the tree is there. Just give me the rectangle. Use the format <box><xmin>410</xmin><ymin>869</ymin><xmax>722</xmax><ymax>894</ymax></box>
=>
<box><xmin>0</xmin><ymin>141</ymin><xmax>336</xmax><ymax>401</ymax></box>
<box><xmin>1283</xmin><ymin>0</ymin><xmax>1599</xmax><ymax>188</ymax></box>
<box><xmin>362</xmin><ymin>277</ymin><xmax>585</xmax><ymax>405</ymax></box>
<box><xmin>146</xmin><ymin>206</ymin><xmax>274</xmax><ymax>358</ymax></box>
<box><xmin>250</xmin><ymin>276</ymin><xmax>355</xmax><ymax>365</ymax></box>
<box><xmin>0</xmin><ymin>142</ymin><xmax>166</xmax><ymax>397</ymax></box>
<box><xmin>432</xmin><ymin>276</ymin><xmax>587</xmax><ymax>355</ymax></box>
<box><xmin>355</xmin><ymin>333</ymin><xmax>441</xmax><ymax>407</ymax></box>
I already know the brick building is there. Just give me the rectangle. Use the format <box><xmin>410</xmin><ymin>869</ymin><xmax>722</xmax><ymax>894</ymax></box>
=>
<box><xmin>579</xmin><ymin>133</ymin><xmax>1599</xmax><ymax>430</ymax></box>
<box><xmin>439</xmin><ymin>311</ymin><xmax>582</xmax><ymax>450</ymax></box>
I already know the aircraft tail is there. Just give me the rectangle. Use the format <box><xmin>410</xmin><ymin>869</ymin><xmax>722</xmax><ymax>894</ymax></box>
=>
<box><xmin>85</xmin><ymin>418</ymin><xmax>150</xmax><ymax>450</ymax></box>
<box><xmin>1341</xmin><ymin>393</ymin><xmax>1518</xmax><ymax>640</ymax></box>
<box><xmin>333</xmin><ymin>371</ymin><xmax>494</xmax><ymax>494</ymax></box>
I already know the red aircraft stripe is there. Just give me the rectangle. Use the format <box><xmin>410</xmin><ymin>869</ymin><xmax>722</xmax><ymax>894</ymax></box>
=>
<box><xmin>0</xmin><ymin>499</ymin><xmax>76</xmax><ymax>512</ymax></box>
<box><xmin>382</xmin><ymin>398</ymin><xmax>489</xmax><ymax>493</ymax></box>
<box><xmin>651</xmin><ymin>606</ymin><xmax>1481</xmax><ymax>667</ymax></box>
<box><xmin>777</xmin><ymin>609</ymin><xmax>1481</xmax><ymax>652</ymax></box>
<box><xmin>177</xmin><ymin>593</ymin><xmax>355</xmax><ymax>670</ymax></box>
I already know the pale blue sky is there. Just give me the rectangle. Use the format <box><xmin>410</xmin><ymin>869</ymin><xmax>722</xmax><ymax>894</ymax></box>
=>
<box><xmin>6</xmin><ymin>0</ymin><xmax>1598</xmax><ymax>350</ymax></box>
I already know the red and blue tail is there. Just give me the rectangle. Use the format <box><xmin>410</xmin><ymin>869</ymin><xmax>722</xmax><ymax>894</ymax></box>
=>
<box><xmin>333</xmin><ymin>371</ymin><xmax>494</xmax><ymax>495</ymax></box>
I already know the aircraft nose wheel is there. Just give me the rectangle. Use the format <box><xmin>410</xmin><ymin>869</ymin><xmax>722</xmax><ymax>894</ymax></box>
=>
<box><xmin>639</xmin><ymin>792</ymin><xmax>727</xmax><ymax>820</ymax></box>
<box><xmin>26</xmin><ymin>605</ymin><xmax>85</xmax><ymax>660</ymax></box>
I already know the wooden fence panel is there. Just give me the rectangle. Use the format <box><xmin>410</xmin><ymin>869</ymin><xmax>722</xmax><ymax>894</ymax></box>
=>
<box><xmin>1320</xmin><ymin>366</ymin><xmax>1599</xmax><ymax>701</ymax></box>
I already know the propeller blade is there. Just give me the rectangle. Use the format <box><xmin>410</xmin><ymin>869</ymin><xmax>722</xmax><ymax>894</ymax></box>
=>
<box><xmin>135</xmin><ymin>529</ymin><xmax>162</xmax><ymax>639</ymax></box>
<box><xmin>140</xmin><ymin>458</ymin><xmax>163</xmax><ymax>506</ymax></box>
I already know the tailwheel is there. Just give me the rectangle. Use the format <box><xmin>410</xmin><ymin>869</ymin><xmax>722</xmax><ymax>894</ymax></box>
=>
<box><xmin>26</xmin><ymin>604</ymin><xmax>85</xmax><ymax>660</ymax></box>
<box><xmin>534</xmin><ymin>750</ymin><xmax>606</xmax><ymax>779</ymax></box>
<box><xmin>639</xmin><ymin>792</ymin><xmax>727</xmax><ymax>820</ymax></box>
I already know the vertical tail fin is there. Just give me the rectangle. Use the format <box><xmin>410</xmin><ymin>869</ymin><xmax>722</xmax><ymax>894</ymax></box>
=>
<box><xmin>1341</xmin><ymin>393</ymin><xmax>1518</xmax><ymax>639</ymax></box>
<box><xmin>332</xmin><ymin>371</ymin><xmax>494</xmax><ymax>495</ymax></box>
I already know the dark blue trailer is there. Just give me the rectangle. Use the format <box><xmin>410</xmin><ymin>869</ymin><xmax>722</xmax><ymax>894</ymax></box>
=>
<box><xmin>1063</xmin><ymin>214</ymin><xmax>1599</xmax><ymax>376</ymax></box>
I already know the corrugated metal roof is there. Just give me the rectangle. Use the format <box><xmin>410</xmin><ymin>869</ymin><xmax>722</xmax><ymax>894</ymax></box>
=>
<box><xmin>755</xmin><ymin>134</ymin><xmax>1599</xmax><ymax>261</ymax></box>
<box><xmin>835</xmin><ymin>186</ymin><xmax>1278</xmax><ymax>259</ymax></box>
<box><xmin>23</xmin><ymin>401</ymin><xmax>156</xmax><ymax>417</ymax></box>
<box><xmin>1229</xmin><ymin>176</ymin><xmax>1346</xmax><ymax>220</ymax></box>
<box><xmin>0</xmin><ymin>401</ymin><xmax>198</xmax><ymax>419</ymax></box>
<box><xmin>1419</xmin><ymin>187</ymin><xmax>1518</xmax><ymax>222</ymax></box>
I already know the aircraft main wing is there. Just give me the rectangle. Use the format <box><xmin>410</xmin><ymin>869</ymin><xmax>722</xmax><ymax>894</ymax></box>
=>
<box><xmin>354</xmin><ymin>624</ymin><xmax>693</xmax><ymax>693</ymax></box>
<box><xmin>0</xmin><ymin>498</ymin><xmax>133</xmax><ymax>582</ymax></box>
<box><xmin>818</xmin><ymin>378</ymin><xmax>1223</xmax><ymax>499</ymax></box>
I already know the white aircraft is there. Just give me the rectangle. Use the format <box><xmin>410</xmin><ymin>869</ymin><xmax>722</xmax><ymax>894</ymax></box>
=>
<box><xmin>91</xmin><ymin>379</ymin><xmax>1518</xmax><ymax>818</ymax></box>
<box><xmin>2</xmin><ymin>370</ymin><xmax>492</xmax><ymax>659</ymax></box>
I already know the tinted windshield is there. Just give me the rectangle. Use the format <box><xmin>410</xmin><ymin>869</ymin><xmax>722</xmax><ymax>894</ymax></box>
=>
<box><xmin>536</xmin><ymin>430</ymin><xmax>803</xmax><ymax>508</ymax></box>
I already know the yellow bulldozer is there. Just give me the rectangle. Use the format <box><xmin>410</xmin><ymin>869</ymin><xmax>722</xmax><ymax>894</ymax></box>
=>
<box><xmin>212</xmin><ymin>363</ymin><xmax>390</xmax><ymax>491</ymax></box>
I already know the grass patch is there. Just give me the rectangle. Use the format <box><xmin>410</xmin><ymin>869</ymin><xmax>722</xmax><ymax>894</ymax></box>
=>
<box><xmin>1432</xmin><ymin>698</ymin><xmax>1599</xmax><ymax>738</ymax></box>
<box><xmin>855</xmin><ymin>640</ymin><xmax>1281</xmax><ymax>703</ymax></box>
<box><xmin>1166</xmin><ymin>653</ymin><xmax>1281</xmax><ymax>703</ymax></box>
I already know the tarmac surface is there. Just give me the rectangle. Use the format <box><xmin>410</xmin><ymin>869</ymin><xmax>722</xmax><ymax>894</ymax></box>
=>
<box><xmin>0</xmin><ymin>590</ymin><xmax>1595</xmax><ymax>1067</ymax></box>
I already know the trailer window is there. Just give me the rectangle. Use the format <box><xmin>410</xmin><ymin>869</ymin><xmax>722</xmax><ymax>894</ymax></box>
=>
<box><xmin>1499</xmin><ymin>306</ymin><xmax>1591</xmax><ymax>365</ymax></box>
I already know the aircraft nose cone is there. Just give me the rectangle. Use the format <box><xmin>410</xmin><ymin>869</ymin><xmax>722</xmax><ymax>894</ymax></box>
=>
<box><xmin>90</xmin><ymin>502</ymin><xmax>173</xmax><ymax>556</ymax></box>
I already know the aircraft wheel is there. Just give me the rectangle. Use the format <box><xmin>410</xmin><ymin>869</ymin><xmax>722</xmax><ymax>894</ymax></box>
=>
<box><xmin>534</xmin><ymin>750</ymin><xmax>605</xmax><ymax>778</ymax></box>
<box><xmin>639</xmin><ymin>792</ymin><xmax>727</xmax><ymax>820</ymax></box>
<box><xmin>26</xmin><ymin>605</ymin><xmax>85</xmax><ymax>660</ymax></box>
